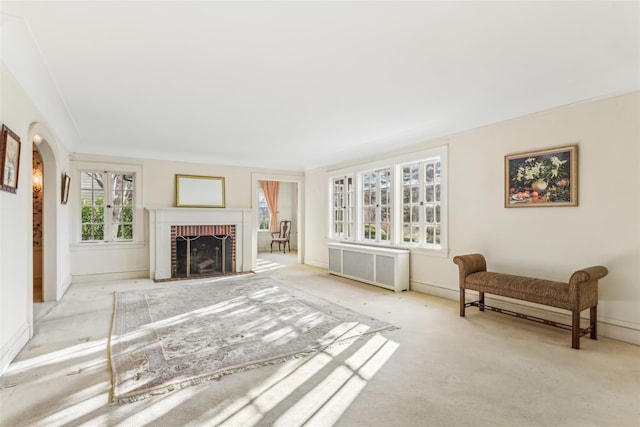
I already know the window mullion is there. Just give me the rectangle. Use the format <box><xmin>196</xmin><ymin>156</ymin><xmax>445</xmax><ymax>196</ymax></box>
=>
<box><xmin>376</xmin><ymin>185</ymin><xmax>381</xmax><ymax>241</ymax></box>
<box><xmin>105</xmin><ymin>172</ymin><xmax>112</xmax><ymax>242</ymax></box>
<box><xmin>419</xmin><ymin>165</ymin><xmax>426</xmax><ymax>246</ymax></box>
<box><xmin>343</xmin><ymin>176</ymin><xmax>354</xmax><ymax>240</ymax></box>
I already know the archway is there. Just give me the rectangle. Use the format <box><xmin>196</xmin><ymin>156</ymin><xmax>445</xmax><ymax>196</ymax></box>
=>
<box><xmin>28</xmin><ymin>123</ymin><xmax>60</xmax><ymax>307</ymax></box>
<box><xmin>32</xmin><ymin>146</ymin><xmax>43</xmax><ymax>302</ymax></box>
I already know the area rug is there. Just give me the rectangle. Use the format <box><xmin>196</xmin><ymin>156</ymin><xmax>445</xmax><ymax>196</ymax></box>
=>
<box><xmin>109</xmin><ymin>276</ymin><xmax>395</xmax><ymax>403</ymax></box>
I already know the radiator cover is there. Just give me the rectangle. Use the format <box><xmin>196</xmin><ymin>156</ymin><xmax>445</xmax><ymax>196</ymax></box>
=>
<box><xmin>328</xmin><ymin>242</ymin><xmax>409</xmax><ymax>292</ymax></box>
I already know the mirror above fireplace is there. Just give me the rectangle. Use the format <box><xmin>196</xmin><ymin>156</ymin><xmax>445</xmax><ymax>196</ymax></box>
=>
<box><xmin>176</xmin><ymin>174</ymin><xmax>225</xmax><ymax>208</ymax></box>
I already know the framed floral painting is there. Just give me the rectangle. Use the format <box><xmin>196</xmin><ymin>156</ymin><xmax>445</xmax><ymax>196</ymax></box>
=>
<box><xmin>505</xmin><ymin>145</ymin><xmax>578</xmax><ymax>208</ymax></box>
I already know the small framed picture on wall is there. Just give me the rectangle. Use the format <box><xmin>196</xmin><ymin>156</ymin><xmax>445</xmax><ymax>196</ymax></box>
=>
<box><xmin>61</xmin><ymin>173</ymin><xmax>71</xmax><ymax>204</ymax></box>
<box><xmin>1</xmin><ymin>124</ymin><xmax>21</xmax><ymax>194</ymax></box>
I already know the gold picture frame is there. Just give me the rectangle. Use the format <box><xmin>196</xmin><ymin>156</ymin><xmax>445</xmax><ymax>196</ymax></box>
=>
<box><xmin>176</xmin><ymin>174</ymin><xmax>225</xmax><ymax>207</ymax></box>
<box><xmin>505</xmin><ymin>144</ymin><xmax>578</xmax><ymax>208</ymax></box>
<box><xmin>1</xmin><ymin>124</ymin><xmax>21</xmax><ymax>194</ymax></box>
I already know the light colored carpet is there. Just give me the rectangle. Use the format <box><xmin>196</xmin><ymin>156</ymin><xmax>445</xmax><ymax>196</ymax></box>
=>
<box><xmin>109</xmin><ymin>275</ymin><xmax>394</xmax><ymax>403</ymax></box>
<box><xmin>2</xmin><ymin>255</ymin><xmax>639</xmax><ymax>426</ymax></box>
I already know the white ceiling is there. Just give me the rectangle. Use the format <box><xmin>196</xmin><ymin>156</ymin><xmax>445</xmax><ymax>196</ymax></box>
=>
<box><xmin>2</xmin><ymin>1</ymin><xmax>639</xmax><ymax>171</ymax></box>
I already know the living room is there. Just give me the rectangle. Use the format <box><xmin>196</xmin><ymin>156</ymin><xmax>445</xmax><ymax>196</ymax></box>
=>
<box><xmin>1</xmin><ymin>2</ymin><xmax>639</xmax><ymax>425</ymax></box>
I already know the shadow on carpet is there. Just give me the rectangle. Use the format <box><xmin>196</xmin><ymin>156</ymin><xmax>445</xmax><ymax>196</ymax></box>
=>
<box><xmin>109</xmin><ymin>276</ymin><xmax>395</xmax><ymax>402</ymax></box>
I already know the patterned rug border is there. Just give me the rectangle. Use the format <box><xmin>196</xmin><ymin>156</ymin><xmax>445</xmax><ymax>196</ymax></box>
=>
<box><xmin>108</xmin><ymin>276</ymin><xmax>396</xmax><ymax>403</ymax></box>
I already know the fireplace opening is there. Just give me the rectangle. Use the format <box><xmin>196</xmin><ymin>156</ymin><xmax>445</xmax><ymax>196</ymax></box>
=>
<box><xmin>174</xmin><ymin>234</ymin><xmax>233</xmax><ymax>278</ymax></box>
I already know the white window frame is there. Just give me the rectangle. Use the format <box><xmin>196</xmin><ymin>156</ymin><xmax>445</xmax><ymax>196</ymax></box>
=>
<box><xmin>257</xmin><ymin>187</ymin><xmax>270</xmax><ymax>232</ymax></box>
<box><xmin>72</xmin><ymin>161</ymin><xmax>144</xmax><ymax>245</ymax></box>
<box><xmin>361</xmin><ymin>167</ymin><xmax>392</xmax><ymax>243</ymax></box>
<box><xmin>327</xmin><ymin>145</ymin><xmax>448</xmax><ymax>256</ymax></box>
<box><xmin>80</xmin><ymin>170</ymin><xmax>136</xmax><ymax>242</ymax></box>
<box><xmin>329</xmin><ymin>174</ymin><xmax>355</xmax><ymax>240</ymax></box>
<box><xmin>399</xmin><ymin>157</ymin><xmax>442</xmax><ymax>248</ymax></box>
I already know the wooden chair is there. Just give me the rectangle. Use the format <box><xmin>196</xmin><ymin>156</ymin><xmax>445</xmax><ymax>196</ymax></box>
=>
<box><xmin>270</xmin><ymin>220</ymin><xmax>292</xmax><ymax>253</ymax></box>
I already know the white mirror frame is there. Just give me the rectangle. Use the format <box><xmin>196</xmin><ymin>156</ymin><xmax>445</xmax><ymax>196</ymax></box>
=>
<box><xmin>176</xmin><ymin>174</ymin><xmax>225</xmax><ymax>207</ymax></box>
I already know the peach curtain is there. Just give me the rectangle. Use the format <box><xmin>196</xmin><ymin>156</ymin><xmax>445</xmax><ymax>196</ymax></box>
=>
<box><xmin>260</xmin><ymin>180</ymin><xmax>280</xmax><ymax>233</ymax></box>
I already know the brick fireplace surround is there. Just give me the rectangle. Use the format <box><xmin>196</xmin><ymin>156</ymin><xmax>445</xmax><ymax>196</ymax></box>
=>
<box><xmin>147</xmin><ymin>208</ymin><xmax>253</xmax><ymax>281</ymax></box>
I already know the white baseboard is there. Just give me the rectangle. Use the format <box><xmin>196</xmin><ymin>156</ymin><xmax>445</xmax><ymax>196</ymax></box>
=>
<box><xmin>598</xmin><ymin>321</ymin><xmax>640</xmax><ymax>346</ymax></box>
<box><xmin>72</xmin><ymin>270</ymin><xmax>148</xmax><ymax>283</ymax></box>
<box><xmin>1</xmin><ymin>322</ymin><xmax>30</xmax><ymax>374</ymax></box>
<box><xmin>410</xmin><ymin>281</ymin><xmax>458</xmax><ymax>300</ymax></box>
<box><xmin>303</xmin><ymin>258</ymin><xmax>328</xmax><ymax>270</ymax></box>
<box><xmin>411</xmin><ymin>280</ymin><xmax>640</xmax><ymax>346</ymax></box>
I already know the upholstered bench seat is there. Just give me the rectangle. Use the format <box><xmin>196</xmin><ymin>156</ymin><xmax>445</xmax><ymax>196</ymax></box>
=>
<box><xmin>464</xmin><ymin>272</ymin><xmax>570</xmax><ymax>309</ymax></box>
<box><xmin>453</xmin><ymin>253</ymin><xmax>608</xmax><ymax>349</ymax></box>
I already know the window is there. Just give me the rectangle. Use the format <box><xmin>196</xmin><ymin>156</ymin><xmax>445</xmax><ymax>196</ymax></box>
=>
<box><xmin>362</xmin><ymin>168</ymin><xmax>391</xmax><ymax>242</ymax></box>
<box><xmin>327</xmin><ymin>145</ymin><xmax>447</xmax><ymax>253</ymax></box>
<box><xmin>401</xmin><ymin>158</ymin><xmax>442</xmax><ymax>246</ymax></box>
<box><xmin>81</xmin><ymin>171</ymin><xmax>134</xmax><ymax>242</ymax></box>
<box><xmin>331</xmin><ymin>175</ymin><xmax>354</xmax><ymax>239</ymax></box>
<box><xmin>257</xmin><ymin>188</ymin><xmax>270</xmax><ymax>231</ymax></box>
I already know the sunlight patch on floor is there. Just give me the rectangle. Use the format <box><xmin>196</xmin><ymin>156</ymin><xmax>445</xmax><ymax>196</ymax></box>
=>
<box><xmin>273</xmin><ymin>334</ymin><xmax>398</xmax><ymax>426</ymax></box>
<box><xmin>114</xmin><ymin>384</ymin><xmax>204</xmax><ymax>427</ymax></box>
<box><xmin>36</xmin><ymin>382</ymin><xmax>110</xmax><ymax>426</ymax></box>
<box><xmin>194</xmin><ymin>326</ymin><xmax>397</xmax><ymax>427</ymax></box>
<box><xmin>6</xmin><ymin>338</ymin><xmax>108</xmax><ymax>373</ymax></box>
<box><xmin>253</xmin><ymin>258</ymin><xmax>287</xmax><ymax>273</ymax></box>
<box><xmin>185</xmin><ymin>323</ymin><xmax>371</xmax><ymax>426</ymax></box>
<box><xmin>306</xmin><ymin>338</ymin><xmax>400</xmax><ymax>426</ymax></box>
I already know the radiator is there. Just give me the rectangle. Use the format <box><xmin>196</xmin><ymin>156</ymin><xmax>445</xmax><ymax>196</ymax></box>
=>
<box><xmin>328</xmin><ymin>242</ymin><xmax>409</xmax><ymax>292</ymax></box>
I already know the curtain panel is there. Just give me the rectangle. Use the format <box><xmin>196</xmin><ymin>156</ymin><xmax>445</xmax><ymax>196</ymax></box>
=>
<box><xmin>260</xmin><ymin>180</ymin><xmax>280</xmax><ymax>233</ymax></box>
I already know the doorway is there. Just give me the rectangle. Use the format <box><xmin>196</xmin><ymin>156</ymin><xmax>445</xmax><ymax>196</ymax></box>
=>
<box><xmin>29</xmin><ymin>123</ymin><xmax>63</xmax><ymax>309</ymax></box>
<box><xmin>252</xmin><ymin>173</ymin><xmax>304</xmax><ymax>270</ymax></box>
<box><xmin>32</xmin><ymin>147</ymin><xmax>43</xmax><ymax>302</ymax></box>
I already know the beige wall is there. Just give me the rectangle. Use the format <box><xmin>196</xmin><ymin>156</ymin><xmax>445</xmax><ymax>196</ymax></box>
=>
<box><xmin>303</xmin><ymin>167</ymin><xmax>330</xmax><ymax>268</ymax></box>
<box><xmin>69</xmin><ymin>156</ymin><xmax>302</xmax><ymax>280</ymax></box>
<box><xmin>304</xmin><ymin>91</ymin><xmax>640</xmax><ymax>344</ymax></box>
<box><xmin>1</xmin><ymin>65</ymin><xmax>73</xmax><ymax>373</ymax></box>
<box><xmin>143</xmin><ymin>159</ymin><xmax>255</xmax><ymax>209</ymax></box>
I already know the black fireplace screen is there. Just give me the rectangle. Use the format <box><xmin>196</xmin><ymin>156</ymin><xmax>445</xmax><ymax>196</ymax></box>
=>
<box><xmin>175</xmin><ymin>235</ymin><xmax>233</xmax><ymax>278</ymax></box>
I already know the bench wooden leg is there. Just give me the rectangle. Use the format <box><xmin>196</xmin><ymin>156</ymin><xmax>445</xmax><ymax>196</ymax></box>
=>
<box><xmin>590</xmin><ymin>305</ymin><xmax>597</xmax><ymax>340</ymax></box>
<box><xmin>572</xmin><ymin>311</ymin><xmax>580</xmax><ymax>349</ymax></box>
<box><xmin>460</xmin><ymin>289</ymin><xmax>466</xmax><ymax>317</ymax></box>
<box><xmin>479</xmin><ymin>291</ymin><xmax>485</xmax><ymax>311</ymax></box>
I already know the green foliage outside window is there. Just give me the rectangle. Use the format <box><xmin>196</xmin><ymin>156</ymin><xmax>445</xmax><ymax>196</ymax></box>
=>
<box><xmin>81</xmin><ymin>198</ymin><xmax>133</xmax><ymax>241</ymax></box>
<box><xmin>113</xmin><ymin>204</ymin><xmax>134</xmax><ymax>240</ymax></box>
<box><xmin>81</xmin><ymin>198</ymin><xmax>105</xmax><ymax>240</ymax></box>
<box><xmin>364</xmin><ymin>224</ymin><xmax>387</xmax><ymax>240</ymax></box>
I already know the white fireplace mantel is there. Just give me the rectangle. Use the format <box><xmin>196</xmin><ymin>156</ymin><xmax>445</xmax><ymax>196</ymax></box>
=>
<box><xmin>146</xmin><ymin>207</ymin><xmax>253</xmax><ymax>280</ymax></box>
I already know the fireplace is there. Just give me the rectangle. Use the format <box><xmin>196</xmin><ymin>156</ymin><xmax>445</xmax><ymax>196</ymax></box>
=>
<box><xmin>171</xmin><ymin>225</ymin><xmax>236</xmax><ymax>278</ymax></box>
<box><xmin>174</xmin><ymin>235</ymin><xmax>232</xmax><ymax>277</ymax></box>
<box><xmin>146</xmin><ymin>208</ymin><xmax>253</xmax><ymax>281</ymax></box>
